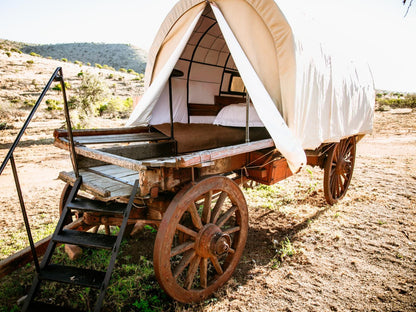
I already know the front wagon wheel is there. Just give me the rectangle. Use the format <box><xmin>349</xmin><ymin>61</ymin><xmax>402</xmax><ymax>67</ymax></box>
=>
<box><xmin>323</xmin><ymin>136</ymin><xmax>356</xmax><ymax>205</ymax></box>
<box><xmin>153</xmin><ymin>176</ymin><xmax>248</xmax><ymax>303</ymax></box>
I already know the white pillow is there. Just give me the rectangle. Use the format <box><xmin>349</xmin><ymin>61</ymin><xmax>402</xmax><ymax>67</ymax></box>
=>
<box><xmin>213</xmin><ymin>103</ymin><xmax>264</xmax><ymax>127</ymax></box>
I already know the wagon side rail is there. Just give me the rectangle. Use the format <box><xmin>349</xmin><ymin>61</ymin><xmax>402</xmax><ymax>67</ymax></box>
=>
<box><xmin>0</xmin><ymin>67</ymin><xmax>77</xmax><ymax>276</ymax></box>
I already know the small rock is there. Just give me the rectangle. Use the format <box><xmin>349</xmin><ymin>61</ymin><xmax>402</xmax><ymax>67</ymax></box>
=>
<box><xmin>65</xmin><ymin>244</ymin><xmax>83</xmax><ymax>260</ymax></box>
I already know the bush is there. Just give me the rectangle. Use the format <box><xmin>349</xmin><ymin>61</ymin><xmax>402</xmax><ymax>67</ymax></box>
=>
<box><xmin>10</xmin><ymin>48</ymin><xmax>22</xmax><ymax>54</ymax></box>
<box><xmin>77</xmin><ymin>71</ymin><xmax>84</xmax><ymax>77</ymax></box>
<box><xmin>24</xmin><ymin>100</ymin><xmax>36</xmax><ymax>107</ymax></box>
<box><xmin>87</xmin><ymin>62</ymin><xmax>91</xmax><ymax>66</ymax></box>
<box><xmin>52</xmin><ymin>81</ymin><xmax>71</xmax><ymax>92</ymax></box>
<box><xmin>5</xmin><ymin>52</ymin><xmax>11</xmax><ymax>57</ymax></box>
<box><xmin>376</xmin><ymin>93</ymin><xmax>416</xmax><ymax>109</ymax></box>
<box><xmin>26</xmin><ymin>60</ymin><xmax>34</xmax><ymax>65</ymax></box>
<box><xmin>95</xmin><ymin>63</ymin><xmax>103</xmax><ymax>69</ymax></box>
<box><xmin>61</xmin><ymin>58</ymin><xmax>68</xmax><ymax>62</ymax></box>
<box><xmin>29</xmin><ymin>52</ymin><xmax>41</xmax><ymax>57</ymax></box>
<box><xmin>45</xmin><ymin>99</ymin><xmax>63</xmax><ymax>111</ymax></box>
<box><xmin>72</xmin><ymin>72</ymin><xmax>109</xmax><ymax>116</ymax></box>
<box><xmin>101</xmin><ymin>97</ymin><xmax>133</xmax><ymax>117</ymax></box>
<box><xmin>74</xmin><ymin>60</ymin><xmax>82</xmax><ymax>66</ymax></box>
<box><xmin>119</xmin><ymin>68</ymin><xmax>127</xmax><ymax>73</ymax></box>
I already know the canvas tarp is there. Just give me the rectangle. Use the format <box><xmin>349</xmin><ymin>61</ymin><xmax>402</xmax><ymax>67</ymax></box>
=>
<box><xmin>126</xmin><ymin>0</ymin><xmax>375</xmax><ymax>173</ymax></box>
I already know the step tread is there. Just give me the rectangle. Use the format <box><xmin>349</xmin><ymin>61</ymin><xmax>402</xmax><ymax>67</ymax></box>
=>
<box><xmin>39</xmin><ymin>264</ymin><xmax>105</xmax><ymax>289</ymax></box>
<box><xmin>54</xmin><ymin>229</ymin><xmax>116</xmax><ymax>250</ymax></box>
<box><xmin>67</xmin><ymin>197</ymin><xmax>126</xmax><ymax>214</ymax></box>
<box><xmin>28</xmin><ymin>301</ymin><xmax>84</xmax><ymax>312</ymax></box>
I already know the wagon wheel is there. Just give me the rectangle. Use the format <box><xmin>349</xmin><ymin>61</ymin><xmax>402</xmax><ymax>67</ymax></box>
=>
<box><xmin>59</xmin><ymin>183</ymin><xmax>78</xmax><ymax>226</ymax></box>
<box><xmin>153</xmin><ymin>176</ymin><xmax>248</xmax><ymax>303</ymax></box>
<box><xmin>323</xmin><ymin>136</ymin><xmax>356</xmax><ymax>205</ymax></box>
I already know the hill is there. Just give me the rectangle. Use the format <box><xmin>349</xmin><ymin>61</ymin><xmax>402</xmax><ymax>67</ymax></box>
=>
<box><xmin>21</xmin><ymin>42</ymin><xmax>147</xmax><ymax>73</ymax></box>
<box><xmin>0</xmin><ymin>39</ymin><xmax>145</xmax><ymax>127</ymax></box>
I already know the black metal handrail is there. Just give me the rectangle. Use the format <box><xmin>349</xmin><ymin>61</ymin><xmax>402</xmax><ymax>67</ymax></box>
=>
<box><xmin>0</xmin><ymin>67</ymin><xmax>79</xmax><ymax>273</ymax></box>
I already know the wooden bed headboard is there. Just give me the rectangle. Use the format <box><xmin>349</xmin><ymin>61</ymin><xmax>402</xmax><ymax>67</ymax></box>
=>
<box><xmin>188</xmin><ymin>95</ymin><xmax>246</xmax><ymax>116</ymax></box>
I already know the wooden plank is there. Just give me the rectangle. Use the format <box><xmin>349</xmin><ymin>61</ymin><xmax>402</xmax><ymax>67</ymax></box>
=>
<box><xmin>98</xmin><ymin>141</ymin><xmax>176</xmax><ymax>161</ymax></box>
<box><xmin>86</xmin><ymin>165</ymin><xmax>139</xmax><ymax>186</ymax></box>
<box><xmin>53</xmin><ymin>126</ymin><xmax>150</xmax><ymax>138</ymax></box>
<box><xmin>74</xmin><ymin>145</ymin><xmax>146</xmax><ymax>171</ymax></box>
<box><xmin>59</xmin><ymin>170</ymin><xmax>134</xmax><ymax>199</ymax></box>
<box><xmin>88</xmin><ymin>165</ymin><xmax>136</xmax><ymax>177</ymax></box>
<box><xmin>0</xmin><ymin>236</ymin><xmax>50</xmax><ymax>278</ymax></box>
<box><xmin>74</xmin><ymin>132</ymin><xmax>169</xmax><ymax>145</ymax></box>
<box><xmin>140</xmin><ymin>138</ymin><xmax>275</xmax><ymax>168</ymax></box>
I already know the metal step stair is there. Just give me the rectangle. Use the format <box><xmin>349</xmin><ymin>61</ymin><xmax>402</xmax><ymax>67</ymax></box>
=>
<box><xmin>22</xmin><ymin>176</ymin><xmax>140</xmax><ymax>312</ymax></box>
<box><xmin>54</xmin><ymin>229</ymin><xmax>117</xmax><ymax>249</ymax></box>
<box><xmin>27</xmin><ymin>301</ymin><xmax>84</xmax><ymax>312</ymax></box>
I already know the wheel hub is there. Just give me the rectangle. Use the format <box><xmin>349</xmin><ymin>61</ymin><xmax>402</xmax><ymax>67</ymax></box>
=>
<box><xmin>336</xmin><ymin>157</ymin><xmax>346</xmax><ymax>175</ymax></box>
<box><xmin>196</xmin><ymin>224</ymin><xmax>231</xmax><ymax>258</ymax></box>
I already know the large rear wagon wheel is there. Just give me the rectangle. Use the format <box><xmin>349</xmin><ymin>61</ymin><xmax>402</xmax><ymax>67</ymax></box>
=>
<box><xmin>323</xmin><ymin>136</ymin><xmax>356</xmax><ymax>205</ymax></box>
<box><xmin>153</xmin><ymin>176</ymin><xmax>248</xmax><ymax>303</ymax></box>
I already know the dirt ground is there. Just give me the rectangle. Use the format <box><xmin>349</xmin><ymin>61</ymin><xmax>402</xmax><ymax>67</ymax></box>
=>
<box><xmin>0</xmin><ymin>109</ymin><xmax>415</xmax><ymax>311</ymax></box>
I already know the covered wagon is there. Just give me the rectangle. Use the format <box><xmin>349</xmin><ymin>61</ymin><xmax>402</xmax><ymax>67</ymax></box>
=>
<box><xmin>20</xmin><ymin>0</ymin><xmax>374</xmax><ymax>311</ymax></box>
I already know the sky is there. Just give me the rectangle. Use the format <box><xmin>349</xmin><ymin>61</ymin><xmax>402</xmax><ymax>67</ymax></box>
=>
<box><xmin>0</xmin><ymin>0</ymin><xmax>415</xmax><ymax>92</ymax></box>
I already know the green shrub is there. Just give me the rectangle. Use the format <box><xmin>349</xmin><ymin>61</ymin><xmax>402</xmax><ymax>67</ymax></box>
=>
<box><xmin>72</xmin><ymin>72</ymin><xmax>109</xmax><ymax>116</ymax></box>
<box><xmin>103</xmin><ymin>64</ymin><xmax>115</xmax><ymax>71</ymax></box>
<box><xmin>26</xmin><ymin>60</ymin><xmax>34</xmax><ymax>65</ymax></box>
<box><xmin>376</xmin><ymin>93</ymin><xmax>416</xmax><ymax>109</ymax></box>
<box><xmin>61</xmin><ymin>58</ymin><xmax>68</xmax><ymax>62</ymax></box>
<box><xmin>77</xmin><ymin>71</ymin><xmax>84</xmax><ymax>77</ymax></box>
<box><xmin>45</xmin><ymin>99</ymin><xmax>63</xmax><ymax>110</ymax></box>
<box><xmin>52</xmin><ymin>81</ymin><xmax>71</xmax><ymax>92</ymax></box>
<box><xmin>107</xmin><ymin>73</ymin><xmax>114</xmax><ymax>79</ymax></box>
<box><xmin>119</xmin><ymin>68</ymin><xmax>127</xmax><ymax>73</ymax></box>
<box><xmin>74</xmin><ymin>60</ymin><xmax>82</xmax><ymax>66</ymax></box>
<box><xmin>5</xmin><ymin>51</ymin><xmax>11</xmax><ymax>57</ymax></box>
<box><xmin>24</xmin><ymin>100</ymin><xmax>36</xmax><ymax>107</ymax></box>
<box><xmin>101</xmin><ymin>97</ymin><xmax>133</xmax><ymax>117</ymax></box>
<box><xmin>29</xmin><ymin>52</ymin><xmax>41</xmax><ymax>57</ymax></box>
<box><xmin>10</xmin><ymin>48</ymin><xmax>22</xmax><ymax>54</ymax></box>
<box><xmin>86</xmin><ymin>62</ymin><xmax>91</xmax><ymax>66</ymax></box>
<box><xmin>95</xmin><ymin>63</ymin><xmax>103</xmax><ymax>69</ymax></box>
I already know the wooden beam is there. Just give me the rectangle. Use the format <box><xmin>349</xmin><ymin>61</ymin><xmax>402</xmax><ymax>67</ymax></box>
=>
<box><xmin>0</xmin><ymin>236</ymin><xmax>51</xmax><ymax>278</ymax></box>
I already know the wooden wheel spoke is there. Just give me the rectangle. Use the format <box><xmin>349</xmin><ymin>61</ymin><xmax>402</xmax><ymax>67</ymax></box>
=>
<box><xmin>188</xmin><ymin>202</ymin><xmax>203</xmax><ymax>230</ymax></box>
<box><xmin>170</xmin><ymin>241</ymin><xmax>195</xmax><ymax>258</ymax></box>
<box><xmin>338</xmin><ymin>175</ymin><xmax>345</xmax><ymax>194</ymax></box>
<box><xmin>184</xmin><ymin>256</ymin><xmax>201</xmax><ymax>290</ymax></box>
<box><xmin>223</xmin><ymin>226</ymin><xmax>240</xmax><ymax>234</ymax></box>
<box><xmin>200</xmin><ymin>257</ymin><xmax>208</xmax><ymax>289</ymax></box>
<box><xmin>176</xmin><ymin>224</ymin><xmax>198</xmax><ymax>238</ymax></box>
<box><xmin>217</xmin><ymin>205</ymin><xmax>237</xmax><ymax>228</ymax></box>
<box><xmin>202</xmin><ymin>191</ymin><xmax>212</xmax><ymax>224</ymax></box>
<box><xmin>345</xmin><ymin>144</ymin><xmax>353</xmax><ymax>157</ymax></box>
<box><xmin>209</xmin><ymin>256</ymin><xmax>224</xmax><ymax>275</ymax></box>
<box><xmin>211</xmin><ymin>191</ymin><xmax>227</xmax><ymax>224</ymax></box>
<box><xmin>173</xmin><ymin>250</ymin><xmax>195</xmax><ymax>279</ymax></box>
<box><xmin>331</xmin><ymin>174</ymin><xmax>337</xmax><ymax>197</ymax></box>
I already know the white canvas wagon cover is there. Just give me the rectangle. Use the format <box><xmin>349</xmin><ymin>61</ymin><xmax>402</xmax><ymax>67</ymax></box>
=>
<box><xmin>127</xmin><ymin>0</ymin><xmax>375</xmax><ymax>173</ymax></box>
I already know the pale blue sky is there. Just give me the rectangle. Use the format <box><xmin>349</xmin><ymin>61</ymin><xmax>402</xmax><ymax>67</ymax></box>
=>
<box><xmin>0</xmin><ymin>0</ymin><xmax>415</xmax><ymax>92</ymax></box>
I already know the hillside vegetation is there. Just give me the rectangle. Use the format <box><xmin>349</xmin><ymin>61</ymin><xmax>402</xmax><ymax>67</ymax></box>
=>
<box><xmin>22</xmin><ymin>42</ymin><xmax>147</xmax><ymax>74</ymax></box>
<box><xmin>0</xmin><ymin>39</ymin><xmax>145</xmax><ymax>129</ymax></box>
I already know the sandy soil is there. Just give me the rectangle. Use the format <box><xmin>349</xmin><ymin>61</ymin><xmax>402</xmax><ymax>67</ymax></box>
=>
<box><xmin>0</xmin><ymin>109</ymin><xmax>415</xmax><ymax>311</ymax></box>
